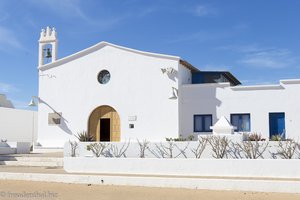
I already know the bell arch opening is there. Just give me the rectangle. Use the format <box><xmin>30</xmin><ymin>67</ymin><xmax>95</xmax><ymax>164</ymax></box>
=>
<box><xmin>88</xmin><ymin>105</ymin><xmax>120</xmax><ymax>142</ymax></box>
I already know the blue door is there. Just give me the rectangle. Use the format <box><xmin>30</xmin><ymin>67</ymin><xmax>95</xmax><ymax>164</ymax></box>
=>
<box><xmin>269</xmin><ymin>113</ymin><xmax>285</xmax><ymax>138</ymax></box>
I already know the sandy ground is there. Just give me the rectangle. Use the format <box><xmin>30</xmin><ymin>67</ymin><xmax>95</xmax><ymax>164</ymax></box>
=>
<box><xmin>0</xmin><ymin>180</ymin><xmax>299</xmax><ymax>200</ymax></box>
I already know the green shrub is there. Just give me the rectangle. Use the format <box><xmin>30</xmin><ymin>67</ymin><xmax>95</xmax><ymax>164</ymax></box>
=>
<box><xmin>165</xmin><ymin>134</ymin><xmax>194</xmax><ymax>142</ymax></box>
<box><xmin>166</xmin><ymin>137</ymin><xmax>186</xmax><ymax>142</ymax></box>
<box><xmin>246</xmin><ymin>133</ymin><xmax>264</xmax><ymax>141</ymax></box>
<box><xmin>271</xmin><ymin>134</ymin><xmax>283</xmax><ymax>141</ymax></box>
<box><xmin>187</xmin><ymin>135</ymin><xmax>195</xmax><ymax>141</ymax></box>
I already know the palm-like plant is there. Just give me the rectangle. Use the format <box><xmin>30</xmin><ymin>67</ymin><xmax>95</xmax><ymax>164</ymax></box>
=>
<box><xmin>75</xmin><ymin>131</ymin><xmax>95</xmax><ymax>142</ymax></box>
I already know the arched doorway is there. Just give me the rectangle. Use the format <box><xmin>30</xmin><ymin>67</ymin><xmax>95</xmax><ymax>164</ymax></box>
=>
<box><xmin>88</xmin><ymin>105</ymin><xmax>120</xmax><ymax>142</ymax></box>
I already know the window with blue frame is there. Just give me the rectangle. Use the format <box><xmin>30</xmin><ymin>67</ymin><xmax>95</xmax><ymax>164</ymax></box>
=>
<box><xmin>194</xmin><ymin>115</ymin><xmax>212</xmax><ymax>132</ymax></box>
<box><xmin>230</xmin><ymin>113</ymin><xmax>251</xmax><ymax>132</ymax></box>
<box><xmin>269</xmin><ymin>112</ymin><xmax>285</xmax><ymax>138</ymax></box>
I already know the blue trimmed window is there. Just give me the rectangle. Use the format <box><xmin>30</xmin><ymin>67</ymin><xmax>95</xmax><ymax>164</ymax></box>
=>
<box><xmin>230</xmin><ymin>113</ymin><xmax>251</xmax><ymax>132</ymax></box>
<box><xmin>194</xmin><ymin>115</ymin><xmax>212</xmax><ymax>132</ymax></box>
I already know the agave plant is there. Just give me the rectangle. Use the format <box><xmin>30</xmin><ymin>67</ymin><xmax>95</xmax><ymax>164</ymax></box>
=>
<box><xmin>271</xmin><ymin>134</ymin><xmax>283</xmax><ymax>141</ymax></box>
<box><xmin>75</xmin><ymin>131</ymin><xmax>95</xmax><ymax>142</ymax></box>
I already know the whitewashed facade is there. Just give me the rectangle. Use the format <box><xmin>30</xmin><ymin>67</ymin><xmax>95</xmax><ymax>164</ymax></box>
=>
<box><xmin>180</xmin><ymin>80</ymin><xmax>300</xmax><ymax>140</ymax></box>
<box><xmin>0</xmin><ymin>95</ymin><xmax>37</xmax><ymax>145</ymax></box>
<box><xmin>36</xmin><ymin>27</ymin><xmax>300</xmax><ymax>147</ymax></box>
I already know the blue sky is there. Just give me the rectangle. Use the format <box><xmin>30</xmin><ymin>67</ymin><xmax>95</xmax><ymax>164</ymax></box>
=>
<box><xmin>1</xmin><ymin>0</ymin><xmax>300</xmax><ymax>109</ymax></box>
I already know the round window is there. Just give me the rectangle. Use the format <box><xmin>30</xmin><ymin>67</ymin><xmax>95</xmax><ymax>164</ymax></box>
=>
<box><xmin>98</xmin><ymin>70</ymin><xmax>111</xmax><ymax>84</ymax></box>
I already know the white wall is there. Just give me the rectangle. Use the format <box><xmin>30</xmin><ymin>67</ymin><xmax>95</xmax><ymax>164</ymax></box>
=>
<box><xmin>38</xmin><ymin>44</ymin><xmax>181</xmax><ymax>147</ymax></box>
<box><xmin>178</xmin><ymin>64</ymin><xmax>192</xmax><ymax>138</ymax></box>
<box><xmin>64</xmin><ymin>157</ymin><xmax>300</xmax><ymax>179</ymax></box>
<box><xmin>0</xmin><ymin>107</ymin><xmax>37</xmax><ymax>142</ymax></box>
<box><xmin>64</xmin><ymin>141</ymin><xmax>300</xmax><ymax>193</ymax></box>
<box><xmin>180</xmin><ymin>80</ymin><xmax>300</xmax><ymax>140</ymax></box>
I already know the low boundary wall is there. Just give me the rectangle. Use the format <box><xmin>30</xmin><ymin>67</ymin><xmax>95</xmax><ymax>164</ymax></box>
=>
<box><xmin>63</xmin><ymin>141</ymin><xmax>300</xmax><ymax>193</ymax></box>
<box><xmin>64</xmin><ymin>157</ymin><xmax>300</xmax><ymax>179</ymax></box>
<box><xmin>63</xmin><ymin>157</ymin><xmax>300</xmax><ymax>193</ymax></box>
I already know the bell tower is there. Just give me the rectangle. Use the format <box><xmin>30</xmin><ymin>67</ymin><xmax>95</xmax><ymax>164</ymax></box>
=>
<box><xmin>38</xmin><ymin>26</ymin><xmax>58</xmax><ymax>66</ymax></box>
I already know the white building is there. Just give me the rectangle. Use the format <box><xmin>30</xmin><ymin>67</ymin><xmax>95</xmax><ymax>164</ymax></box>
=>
<box><xmin>180</xmin><ymin>80</ymin><xmax>300</xmax><ymax>140</ymax></box>
<box><xmin>36</xmin><ymin>27</ymin><xmax>300</xmax><ymax>147</ymax></box>
<box><xmin>0</xmin><ymin>94</ymin><xmax>37</xmax><ymax>154</ymax></box>
<box><xmin>0</xmin><ymin>94</ymin><xmax>14</xmax><ymax>108</ymax></box>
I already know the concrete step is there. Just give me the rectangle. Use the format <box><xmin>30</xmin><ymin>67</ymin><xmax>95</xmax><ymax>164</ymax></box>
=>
<box><xmin>1</xmin><ymin>161</ymin><xmax>63</xmax><ymax>167</ymax></box>
<box><xmin>33</xmin><ymin>146</ymin><xmax>63</xmax><ymax>153</ymax></box>
<box><xmin>0</xmin><ymin>147</ymin><xmax>16</xmax><ymax>155</ymax></box>
<box><xmin>0</xmin><ymin>156</ymin><xmax>63</xmax><ymax>167</ymax></box>
<box><xmin>0</xmin><ymin>156</ymin><xmax>62</xmax><ymax>162</ymax></box>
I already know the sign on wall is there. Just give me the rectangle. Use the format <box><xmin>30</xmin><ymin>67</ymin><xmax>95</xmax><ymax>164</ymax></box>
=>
<box><xmin>128</xmin><ymin>116</ymin><xmax>137</xmax><ymax>121</ymax></box>
<box><xmin>48</xmin><ymin>112</ymin><xmax>62</xmax><ymax>125</ymax></box>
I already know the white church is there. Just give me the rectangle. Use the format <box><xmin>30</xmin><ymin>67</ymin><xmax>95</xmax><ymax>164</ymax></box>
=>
<box><xmin>34</xmin><ymin>27</ymin><xmax>300</xmax><ymax>147</ymax></box>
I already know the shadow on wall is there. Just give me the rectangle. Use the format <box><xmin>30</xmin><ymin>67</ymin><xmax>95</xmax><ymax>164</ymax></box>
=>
<box><xmin>199</xmin><ymin>85</ymin><xmax>222</xmax><ymax>129</ymax></box>
<box><xmin>167</xmin><ymin>70</ymin><xmax>178</xmax><ymax>82</ymax></box>
<box><xmin>39</xmin><ymin>98</ymin><xmax>73</xmax><ymax>135</ymax></box>
<box><xmin>161</xmin><ymin>68</ymin><xmax>178</xmax><ymax>82</ymax></box>
<box><xmin>180</xmin><ymin>84</ymin><xmax>222</xmax><ymax>139</ymax></box>
<box><xmin>59</xmin><ymin>118</ymin><xmax>72</xmax><ymax>135</ymax></box>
